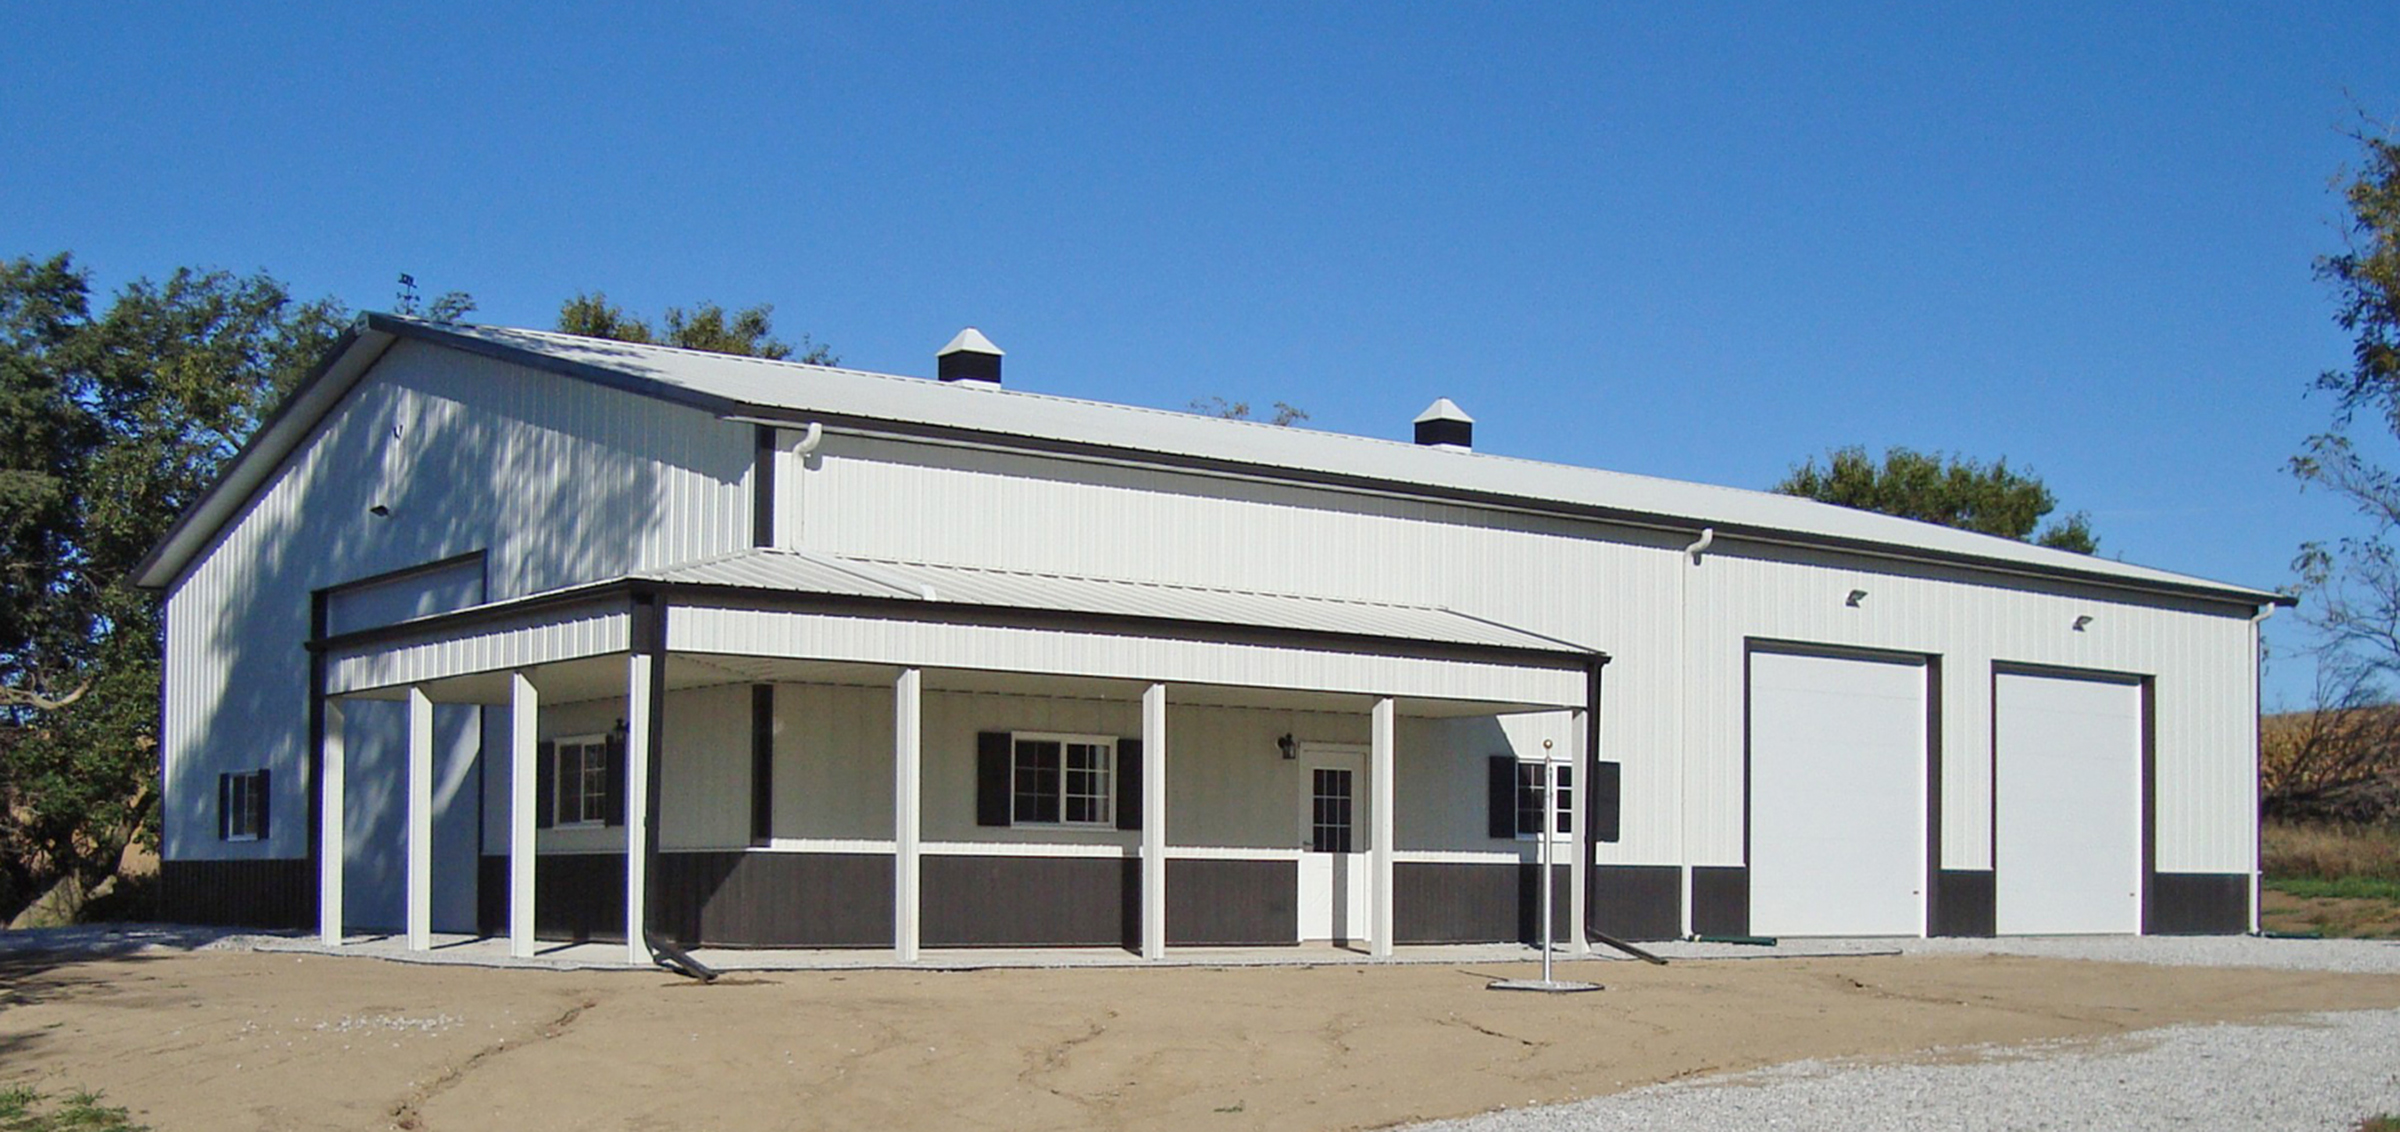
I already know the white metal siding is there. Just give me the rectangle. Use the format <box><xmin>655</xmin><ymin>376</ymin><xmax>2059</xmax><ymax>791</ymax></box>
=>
<box><xmin>783</xmin><ymin>433</ymin><xmax>2261</xmax><ymax>895</ymax></box>
<box><xmin>164</xmin><ymin>340</ymin><xmax>750</xmax><ymax>861</ymax></box>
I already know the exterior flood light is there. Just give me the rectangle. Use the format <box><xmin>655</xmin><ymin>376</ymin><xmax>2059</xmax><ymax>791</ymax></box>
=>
<box><xmin>2073</xmin><ymin>615</ymin><xmax>2094</xmax><ymax>632</ymax></box>
<box><xmin>368</xmin><ymin>504</ymin><xmax>391</xmax><ymax>518</ymax></box>
<box><xmin>1845</xmin><ymin>589</ymin><xmax>1868</xmax><ymax>608</ymax></box>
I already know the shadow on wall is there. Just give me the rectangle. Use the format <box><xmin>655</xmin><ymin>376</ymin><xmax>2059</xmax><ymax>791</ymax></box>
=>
<box><xmin>175</xmin><ymin>343</ymin><xmax>745</xmax><ymax>913</ymax></box>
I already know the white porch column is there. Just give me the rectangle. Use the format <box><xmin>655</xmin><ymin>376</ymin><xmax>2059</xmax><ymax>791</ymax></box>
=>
<box><xmin>1140</xmin><ymin>682</ymin><xmax>1168</xmax><ymax>960</ymax></box>
<box><xmin>317</xmin><ymin>698</ymin><xmax>345</xmax><ymax>946</ymax></box>
<box><xmin>509</xmin><ymin>672</ymin><xmax>539</xmax><ymax>959</ymax></box>
<box><xmin>405</xmin><ymin>686</ymin><xmax>433</xmax><ymax>952</ymax></box>
<box><xmin>1569</xmin><ymin>715</ymin><xmax>1591</xmax><ymax>957</ymax></box>
<box><xmin>624</xmin><ymin>653</ymin><xmax>654</xmax><ymax>966</ymax></box>
<box><xmin>1370</xmin><ymin>696</ymin><xmax>1396</xmax><ymax>959</ymax></box>
<box><xmin>893</xmin><ymin>667</ymin><xmax>923</xmax><ymax>962</ymax></box>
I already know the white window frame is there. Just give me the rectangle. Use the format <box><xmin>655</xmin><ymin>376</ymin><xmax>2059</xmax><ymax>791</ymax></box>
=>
<box><xmin>551</xmin><ymin>733</ymin><xmax>610</xmax><ymax>829</ymax></box>
<box><xmin>226</xmin><ymin>770</ymin><xmax>267</xmax><ymax>842</ymax></box>
<box><xmin>1514</xmin><ymin>760</ymin><xmax>1573</xmax><ymax>840</ymax></box>
<box><xmin>1010</xmin><ymin>731</ymin><xmax>1117</xmax><ymax>828</ymax></box>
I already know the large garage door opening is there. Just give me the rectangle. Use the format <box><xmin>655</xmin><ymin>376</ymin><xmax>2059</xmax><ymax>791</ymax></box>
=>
<box><xmin>1748</xmin><ymin>649</ymin><xmax>1929</xmax><ymax>937</ymax></box>
<box><xmin>1995</xmin><ymin>671</ymin><xmax>2143</xmax><ymax>934</ymax></box>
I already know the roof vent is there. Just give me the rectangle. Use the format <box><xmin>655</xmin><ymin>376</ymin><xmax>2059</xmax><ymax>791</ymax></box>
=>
<box><xmin>937</xmin><ymin>328</ymin><xmax>1003</xmax><ymax>385</ymax></box>
<box><xmin>1413</xmin><ymin>398</ymin><xmax>1474</xmax><ymax>450</ymax></box>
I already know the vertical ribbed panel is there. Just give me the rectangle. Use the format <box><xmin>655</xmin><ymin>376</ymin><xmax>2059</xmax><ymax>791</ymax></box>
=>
<box><xmin>791</xmin><ymin>439</ymin><xmax>2260</xmax><ymax>878</ymax></box>
<box><xmin>163</xmin><ymin>340</ymin><xmax>752</xmax><ymax>861</ymax></box>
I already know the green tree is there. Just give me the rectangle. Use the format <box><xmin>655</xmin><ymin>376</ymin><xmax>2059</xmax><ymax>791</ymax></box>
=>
<box><xmin>1774</xmin><ymin>445</ymin><xmax>2098</xmax><ymax>553</ymax></box>
<box><xmin>2293</xmin><ymin>119</ymin><xmax>2400</xmax><ymax>675</ymax></box>
<box><xmin>1188</xmin><ymin>396</ymin><xmax>1309</xmax><ymax>426</ymax></box>
<box><xmin>557</xmin><ymin>291</ymin><xmax>836</xmax><ymax>364</ymax></box>
<box><xmin>0</xmin><ymin>253</ymin><xmax>344</xmax><ymax>924</ymax></box>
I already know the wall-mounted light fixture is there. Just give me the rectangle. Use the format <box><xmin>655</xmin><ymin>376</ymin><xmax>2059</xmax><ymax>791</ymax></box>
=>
<box><xmin>1845</xmin><ymin>589</ymin><xmax>1868</xmax><ymax>608</ymax></box>
<box><xmin>2072</xmin><ymin>615</ymin><xmax>2094</xmax><ymax>632</ymax></box>
<box><xmin>367</xmin><ymin>503</ymin><xmax>391</xmax><ymax>518</ymax></box>
<box><xmin>1276</xmin><ymin>733</ymin><xmax>1297</xmax><ymax>760</ymax></box>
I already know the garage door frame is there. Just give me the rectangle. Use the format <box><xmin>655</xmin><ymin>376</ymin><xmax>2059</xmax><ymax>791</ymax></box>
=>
<box><xmin>1740</xmin><ymin>639</ymin><xmax>1942</xmax><ymax>938</ymax></box>
<box><xmin>1989</xmin><ymin>661</ymin><xmax>2155</xmax><ymax>933</ymax></box>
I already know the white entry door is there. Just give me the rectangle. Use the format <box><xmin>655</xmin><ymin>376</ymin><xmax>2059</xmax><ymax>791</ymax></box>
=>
<box><xmin>1748</xmin><ymin>650</ymin><xmax>1929</xmax><ymax>937</ymax></box>
<box><xmin>1995</xmin><ymin>672</ymin><xmax>2143</xmax><ymax>934</ymax></box>
<box><xmin>1296</xmin><ymin>744</ymin><xmax>1371</xmax><ymax>943</ymax></box>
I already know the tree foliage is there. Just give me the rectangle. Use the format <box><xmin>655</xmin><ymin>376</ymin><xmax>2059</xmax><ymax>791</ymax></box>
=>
<box><xmin>557</xmin><ymin>291</ymin><xmax>836</xmax><ymax>365</ymax></box>
<box><xmin>2294</xmin><ymin>120</ymin><xmax>2400</xmax><ymax>680</ymax></box>
<box><xmin>1189</xmin><ymin>396</ymin><xmax>1309</xmax><ymax>427</ymax></box>
<box><xmin>1773</xmin><ymin>445</ymin><xmax>2098</xmax><ymax>553</ymax></box>
<box><xmin>2262</xmin><ymin>656</ymin><xmax>2400</xmax><ymax>824</ymax></box>
<box><xmin>0</xmin><ymin>253</ymin><xmax>344</xmax><ymax>923</ymax></box>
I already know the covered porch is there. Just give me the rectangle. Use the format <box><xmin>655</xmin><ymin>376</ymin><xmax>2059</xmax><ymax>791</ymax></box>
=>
<box><xmin>308</xmin><ymin>550</ymin><xmax>1604</xmax><ymax>966</ymax></box>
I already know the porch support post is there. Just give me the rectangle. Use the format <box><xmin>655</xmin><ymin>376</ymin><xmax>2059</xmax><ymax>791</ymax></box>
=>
<box><xmin>509</xmin><ymin>671</ymin><xmax>539</xmax><ymax>959</ymax></box>
<box><xmin>317</xmin><ymin>698</ymin><xmax>345</xmax><ymax>946</ymax></box>
<box><xmin>405</xmin><ymin>686</ymin><xmax>433</xmax><ymax>952</ymax></box>
<box><xmin>1569</xmin><ymin>710</ymin><xmax>1590</xmax><ymax>957</ymax></box>
<box><xmin>1140</xmin><ymin>682</ymin><xmax>1168</xmax><ymax>960</ymax></box>
<box><xmin>1370</xmin><ymin>696</ymin><xmax>1396</xmax><ymax>959</ymax></box>
<box><xmin>624</xmin><ymin>651</ymin><xmax>655</xmax><ymax>966</ymax></box>
<box><xmin>893</xmin><ymin>667</ymin><xmax>923</xmax><ymax>962</ymax></box>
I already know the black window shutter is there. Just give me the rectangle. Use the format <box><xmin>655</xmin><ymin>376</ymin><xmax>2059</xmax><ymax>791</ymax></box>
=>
<box><xmin>535</xmin><ymin>741</ymin><xmax>556</xmax><ymax>829</ymax></box>
<box><xmin>255</xmin><ymin>768</ymin><xmax>271</xmax><ymax>840</ymax></box>
<box><xmin>1116</xmin><ymin>739</ymin><xmax>1142</xmax><ymax>831</ymax></box>
<box><xmin>218</xmin><ymin>773</ymin><xmax>232</xmax><ymax>840</ymax></box>
<box><xmin>1488</xmin><ymin>756</ymin><xmax>1518</xmax><ymax>839</ymax></box>
<box><xmin>1591</xmin><ymin>760</ymin><xmax>1622</xmax><ymax>844</ymax></box>
<box><xmin>604</xmin><ymin>733</ymin><xmax>628</xmax><ymax>827</ymax></box>
<box><xmin>976</xmin><ymin>731</ymin><xmax>1012</xmax><ymax>827</ymax></box>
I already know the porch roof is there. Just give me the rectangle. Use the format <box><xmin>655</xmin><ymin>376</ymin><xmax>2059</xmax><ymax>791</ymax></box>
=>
<box><xmin>632</xmin><ymin>548</ymin><xmax>1594</xmax><ymax>657</ymax></box>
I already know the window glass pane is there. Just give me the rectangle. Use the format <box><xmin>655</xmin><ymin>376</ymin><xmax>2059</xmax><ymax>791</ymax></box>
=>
<box><xmin>1014</xmin><ymin>740</ymin><xmax>1062</xmax><ymax>823</ymax></box>
<box><xmin>1062</xmin><ymin>742</ymin><xmax>1110</xmax><ymax>823</ymax></box>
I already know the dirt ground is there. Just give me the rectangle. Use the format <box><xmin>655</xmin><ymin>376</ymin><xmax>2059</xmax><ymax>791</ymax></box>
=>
<box><xmin>4</xmin><ymin>947</ymin><xmax>2399</xmax><ymax>1132</ymax></box>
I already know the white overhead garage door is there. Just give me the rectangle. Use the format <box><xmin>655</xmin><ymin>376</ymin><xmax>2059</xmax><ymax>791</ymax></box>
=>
<box><xmin>1995</xmin><ymin>672</ymin><xmax>2143</xmax><ymax>935</ymax></box>
<box><xmin>1749</xmin><ymin>650</ymin><xmax>1928</xmax><ymax>937</ymax></box>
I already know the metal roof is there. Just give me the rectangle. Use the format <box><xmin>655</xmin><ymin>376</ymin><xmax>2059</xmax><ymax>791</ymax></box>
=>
<box><xmin>638</xmin><ymin>549</ymin><xmax>1594</xmax><ymax>657</ymax></box>
<box><xmin>136</xmin><ymin>312</ymin><xmax>2293</xmax><ymax>608</ymax></box>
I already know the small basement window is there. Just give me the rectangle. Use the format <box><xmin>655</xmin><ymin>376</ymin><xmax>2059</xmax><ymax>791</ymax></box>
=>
<box><xmin>1515</xmin><ymin>761</ymin><xmax>1572</xmax><ymax>838</ymax></box>
<box><xmin>1012</xmin><ymin>734</ymin><xmax>1115</xmax><ymax>826</ymax></box>
<box><xmin>219</xmin><ymin>769</ymin><xmax>269</xmax><ymax>841</ymax></box>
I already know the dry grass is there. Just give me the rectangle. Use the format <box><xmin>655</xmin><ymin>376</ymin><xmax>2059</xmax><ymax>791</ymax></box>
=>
<box><xmin>2261</xmin><ymin>820</ymin><xmax>2400</xmax><ymax>882</ymax></box>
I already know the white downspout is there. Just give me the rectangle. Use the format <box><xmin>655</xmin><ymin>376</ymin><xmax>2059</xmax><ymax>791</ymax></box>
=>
<box><xmin>2249</xmin><ymin>603</ymin><xmax>2275</xmax><ymax>935</ymax></box>
<box><xmin>1677</xmin><ymin>528</ymin><xmax>1711</xmax><ymax>937</ymax></box>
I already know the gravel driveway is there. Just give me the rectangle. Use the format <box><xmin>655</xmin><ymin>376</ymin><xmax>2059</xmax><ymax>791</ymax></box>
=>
<box><xmin>1409</xmin><ymin>936</ymin><xmax>2400</xmax><ymax>1132</ymax></box>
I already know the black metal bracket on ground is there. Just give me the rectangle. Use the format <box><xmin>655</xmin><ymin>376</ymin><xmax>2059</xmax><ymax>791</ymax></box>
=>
<box><xmin>643</xmin><ymin>929</ymin><xmax>720</xmax><ymax>982</ymax></box>
<box><xmin>1585</xmin><ymin>927</ymin><xmax>1668</xmax><ymax>965</ymax></box>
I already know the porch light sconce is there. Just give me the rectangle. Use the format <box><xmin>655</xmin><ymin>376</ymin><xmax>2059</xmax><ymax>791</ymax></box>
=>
<box><xmin>2073</xmin><ymin>615</ymin><xmax>2094</xmax><ymax>632</ymax></box>
<box><xmin>613</xmin><ymin>718</ymin><xmax>629</xmax><ymax>738</ymax></box>
<box><xmin>1277</xmin><ymin>733</ymin><xmax>1297</xmax><ymax>760</ymax></box>
<box><xmin>1845</xmin><ymin>589</ymin><xmax>1868</xmax><ymax>608</ymax></box>
<box><xmin>367</xmin><ymin>504</ymin><xmax>391</xmax><ymax>518</ymax></box>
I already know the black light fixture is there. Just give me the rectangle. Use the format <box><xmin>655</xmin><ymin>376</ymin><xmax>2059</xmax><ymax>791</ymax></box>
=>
<box><xmin>367</xmin><ymin>503</ymin><xmax>391</xmax><ymax>518</ymax></box>
<box><xmin>1276</xmin><ymin>733</ymin><xmax>1297</xmax><ymax>760</ymax></box>
<box><xmin>1845</xmin><ymin>589</ymin><xmax>1868</xmax><ymax>608</ymax></box>
<box><xmin>2072</xmin><ymin>615</ymin><xmax>2094</xmax><ymax>632</ymax></box>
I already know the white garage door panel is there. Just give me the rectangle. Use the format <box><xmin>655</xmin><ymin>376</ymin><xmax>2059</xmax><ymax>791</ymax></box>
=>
<box><xmin>1749</xmin><ymin>651</ymin><xmax>1927</xmax><ymax>937</ymax></box>
<box><xmin>1996</xmin><ymin>674</ymin><xmax>2142</xmax><ymax>934</ymax></box>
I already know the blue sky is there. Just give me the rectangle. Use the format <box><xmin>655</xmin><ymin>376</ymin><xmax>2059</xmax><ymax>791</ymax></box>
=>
<box><xmin>6</xmin><ymin>2</ymin><xmax>2394</xmax><ymax>707</ymax></box>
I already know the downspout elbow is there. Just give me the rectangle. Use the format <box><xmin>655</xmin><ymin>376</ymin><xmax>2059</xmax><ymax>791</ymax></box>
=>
<box><xmin>791</xmin><ymin>421</ymin><xmax>825</xmax><ymax>457</ymax></box>
<box><xmin>1683</xmin><ymin>527</ymin><xmax>1715</xmax><ymax>565</ymax></box>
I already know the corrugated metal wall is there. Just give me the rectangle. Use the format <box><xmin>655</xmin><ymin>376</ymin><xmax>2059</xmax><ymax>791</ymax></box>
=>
<box><xmin>786</xmin><ymin>431</ymin><xmax>2263</xmax><ymax>879</ymax></box>
<box><xmin>164</xmin><ymin>341</ymin><xmax>752</xmax><ymax>861</ymax></box>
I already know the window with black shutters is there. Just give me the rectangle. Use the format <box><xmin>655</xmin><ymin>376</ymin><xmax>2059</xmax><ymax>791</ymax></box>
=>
<box><xmin>1011</xmin><ymin>733</ymin><xmax>1115</xmax><ymax>826</ymax></box>
<box><xmin>1515</xmin><ymin>761</ymin><xmax>1572</xmax><ymax>837</ymax></box>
